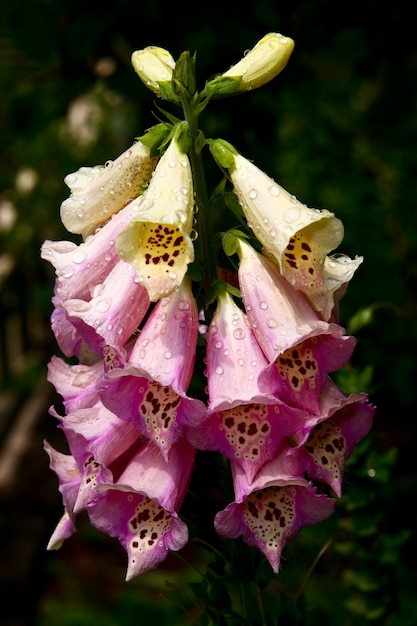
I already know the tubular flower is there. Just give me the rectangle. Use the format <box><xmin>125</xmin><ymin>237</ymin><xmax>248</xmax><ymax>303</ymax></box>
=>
<box><xmin>88</xmin><ymin>438</ymin><xmax>194</xmax><ymax>580</ymax></box>
<box><xmin>229</xmin><ymin>152</ymin><xmax>363</xmax><ymax>320</ymax></box>
<box><xmin>116</xmin><ymin>136</ymin><xmax>195</xmax><ymax>301</ymax></box>
<box><xmin>41</xmin><ymin>202</ymin><xmax>138</xmax><ymax>305</ymax></box>
<box><xmin>43</xmin><ymin>442</ymin><xmax>80</xmax><ymax>549</ymax></box>
<box><xmin>285</xmin><ymin>380</ymin><xmax>375</xmax><ymax>497</ymax></box>
<box><xmin>188</xmin><ymin>291</ymin><xmax>307</xmax><ymax>483</ymax></box>
<box><xmin>214</xmin><ymin>442</ymin><xmax>335</xmax><ymax>572</ymax></box>
<box><xmin>47</xmin><ymin>356</ymin><xmax>104</xmax><ymax>413</ymax></box>
<box><xmin>62</xmin><ymin>259</ymin><xmax>150</xmax><ymax>364</ymax></box>
<box><xmin>49</xmin><ymin>401</ymin><xmax>141</xmax><ymax>514</ymax></box>
<box><xmin>60</xmin><ymin>141</ymin><xmax>158</xmax><ymax>239</ymax></box>
<box><xmin>221</xmin><ymin>33</ymin><xmax>294</xmax><ymax>92</ymax></box>
<box><xmin>101</xmin><ymin>278</ymin><xmax>206</xmax><ymax>459</ymax></box>
<box><xmin>237</xmin><ymin>239</ymin><xmax>355</xmax><ymax>414</ymax></box>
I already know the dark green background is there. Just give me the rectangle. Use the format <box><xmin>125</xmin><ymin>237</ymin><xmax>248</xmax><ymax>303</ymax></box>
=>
<box><xmin>1</xmin><ymin>1</ymin><xmax>416</xmax><ymax>624</ymax></box>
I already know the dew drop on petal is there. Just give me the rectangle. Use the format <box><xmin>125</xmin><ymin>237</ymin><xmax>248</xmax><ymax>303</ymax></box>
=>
<box><xmin>233</xmin><ymin>328</ymin><xmax>246</xmax><ymax>340</ymax></box>
<box><xmin>95</xmin><ymin>298</ymin><xmax>111</xmax><ymax>313</ymax></box>
<box><xmin>178</xmin><ymin>299</ymin><xmax>190</xmax><ymax>311</ymax></box>
<box><xmin>71</xmin><ymin>250</ymin><xmax>86</xmax><ymax>264</ymax></box>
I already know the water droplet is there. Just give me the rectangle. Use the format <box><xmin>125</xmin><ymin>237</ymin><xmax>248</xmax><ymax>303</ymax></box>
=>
<box><xmin>215</xmin><ymin>365</ymin><xmax>224</xmax><ymax>375</ymax></box>
<box><xmin>248</xmin><ymin>189</ymin><xmax>258</xmax><ymax>199</ymax></box>
<box><xmin>164</xmin><ymin>351</ymin><xmax>172</xmax><ymax>359</ymax></box>
<box><xmin>95</xmin><ymin>298</ymin><xmax>111</xmax><ymax>313</ymax></box>
<box><xmin>214</xmin><ymin>340</ymin><xmax>223</xmax><ymax>349</ymax></box>
<box><xmin>178</xmin><ymin>299</ymin><xmax>190</xmax><ymax>311</ymax></box>
<box><xmin>233</xmin><ymin>328</ymin><xmax>246</xmax><ymax>340</ymax></box>
<box><xmin>72</xmin><ymin>250</ymin><xmax>86</xmax><ymax>264</ymax></box>
<box><xmin>259</xmin><ymin>301</ymin><xmax>268</xmax><ymax>310</ymax></box>
<box><xmin>267</xmin><ymin>318</ymin><xmax>278</xmax><ymax>328</ymax></box>
<box><xmin>59</xmin><ymin>266</ymin><xmax>74</xmax><ymax>279</ymax></box>
<box><xmin>268</xmin><ymin>185</ymin><xmax>280</xmax><ymax>197</ymax></box>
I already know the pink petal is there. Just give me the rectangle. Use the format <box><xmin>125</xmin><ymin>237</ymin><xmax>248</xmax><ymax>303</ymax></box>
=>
<box><xmin>237</xmin><ymin>240</ymin><xmax>355</xmax><ymax>413</ymax></box>
<box><xmin>88</xmin><ymin>439</ymin><xmax>194</xmax><ymax>580</ymax></box>
<box><xmin>215</xmin><ymin>448</ymin><xmax>335</xmax><ymax>572</ymax></box>
<box><xmin>188</xmin><ymin>292</ymin><xmax>307</xmax><ymax>482</ymax></box>
<box><xmin>286</xmin><ymin>389</ymin><xmax>375</xmax><ymax>496</ymax></box>
<box><xmin>47</xmin><ymin>356</ymin><xmax>103</xmax><ymax>412</ymax></box>
<box><xmin>101</xmin><ymin>279</ymin><xmax>206</xmax><ymax>458</ymax></box>
<box><xmin>41</xmin><ymin>202</ymin><xmax>138</xmax><ymax>304</ymax></box>
<box><xmin>63</xmin><ymin>260</ymin><xmax>150</xmax><ymax>362</ymax></box>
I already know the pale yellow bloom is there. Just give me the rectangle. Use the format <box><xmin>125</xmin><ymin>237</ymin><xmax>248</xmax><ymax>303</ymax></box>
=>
<box><xmin>116</xmin><ymin>136</ymin><xmax>194</xmax><ymax>302</ymax></box>
<box><xmin>222</xmin><ymin>33</ymin><xmax>294</xmax><ymax>91</ymax></box>
<box><xmin>131</xmin><ymin>47</ymin><xmax>175</xmax><ymax>97</ymax></box>
<box><xmin>230</xmin><ymin>153</ymin><xmax>362</xmax><ymax>320</ymax></box>
<box><xmin>60</xmin><ymin>141</ymin><xmax>158</xmax><ymax>239</ymax></box>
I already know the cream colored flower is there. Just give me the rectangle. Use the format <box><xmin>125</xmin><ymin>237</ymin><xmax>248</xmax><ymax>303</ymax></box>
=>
<box><xmin>131</xmin><ymin>46</ymin><xmax>175</xmax><ymax>97</ymax></box>
<box><xmin>222</xmin><ymin>32</ymin><xmax>294</xmax><ymax>91</ymax></box>
<box><xmin>60</xmin><ymin>141</ymin><xmax>158</xmax><ymax>239</ymax></box>
<box><xmin>229</xmin><ymin>152</ymin><xmax>362</xmax><ymax>320</ymax></box>
<box><xmin>116</xmin><ymin>136</ymin><xmax>194</xmax><ymax>302</ymax></box>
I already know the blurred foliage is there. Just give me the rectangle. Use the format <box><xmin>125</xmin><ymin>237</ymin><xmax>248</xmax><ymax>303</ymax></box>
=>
<box><xmin>1</xmin><ymin>1</ymin><xmax>416</xmax><ymax>625</ymax></box>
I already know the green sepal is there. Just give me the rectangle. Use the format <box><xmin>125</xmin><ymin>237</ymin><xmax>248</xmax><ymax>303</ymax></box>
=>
<box><xmin>203</xmin><ymin>74</ymin><xmax>243</xmax><ymax>99</ymax></box>
<box><xmin>136</xmin><ymin>122</ymin><xmax>173</xmax><ymax>157</ymax></box>
<box><xmin>172</xmin><ymin>121</ymin><xmax>192</xmax><ymax>154</ymax></box>
<box><xmin>222</xmin><ymin>229</ymin><xmax>249</xmax><ymax>257</ymax></box>
<box><xmin>205</xmin><ymin>279</ymin><xmax>241</xmax><ymax>307</ymax></box>
<box><xmin>173</xmin><ymin>50</ymin><xmax>197</xmax><ymax>97</ymax></box>
<box><xmin>209</xmin><ymin>138</ymin><xmax>238</xmax><ymax>169</ymax></box>
<box><xmin>157</xmin><ymin>80</ymin><xmax>181</xmax><ymax>104</ymax></box>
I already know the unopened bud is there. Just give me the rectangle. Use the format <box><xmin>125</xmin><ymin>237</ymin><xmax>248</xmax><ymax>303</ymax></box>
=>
<box><xmin>131</xmin><ymin>46</ymin><xmax>176</xmax><ymax>97</ymax></box>
<box><xmin>222</xmin><ymin>32</ymin><xmax>294</xmax><ymax>92</ymax></box>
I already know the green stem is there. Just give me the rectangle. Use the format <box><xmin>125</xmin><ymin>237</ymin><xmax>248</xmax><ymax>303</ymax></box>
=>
<box><xmin>179</xmin><ymin>89</ymin><xmax>217</xmax><ymax>298</ymax></box>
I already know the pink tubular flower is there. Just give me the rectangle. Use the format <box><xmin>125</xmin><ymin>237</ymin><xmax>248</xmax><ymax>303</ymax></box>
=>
<box><xmin>188</xmin><ymin>291</ymin><xmax>307</xmax><ymax>483</ymax></box>
<box><xmin>237</xmin><ymin>239</ymin><xmax>355</xmax><ymax>414</ymax></box>
<box><xmin>43</xmin><ymin>442</ymin><xmax>80</xmax><ymax>549</ymax></box>
<box><xmin>285</xmin><ymin>380</ymin><xmax>375</xmax><ymax>497</ymax></box>
<box><xmin>87</xmin><ymin>437</ymin><xmax>194</xmax><ymax>580</ymax></box>
<box><xmin>214</xmin><ymin>442</ymin><xmax>335</xmax><ymax>572</ymax></box>
<box><xmin>228</xmin><ymin>152</ymin><xmax>363</xmax><ymax>320</ymax></box>
<box><xmin>41</xmin><ymin>202</ymin><xmax>139</xmax><ymax>305</ymax></box>
<box><xmin>116</xmin><ymin>135</ymin><xmax>195</xmax><ymax>301</ymax></box>
<box><xmin>101</xmin><ymin>278</ymin><xmax>206</xmax><ymax>459</ymax></box>
<box><xmin>60</xmin><ymin>140</ymin><xmax>158</xmax><ymax>239</ymax></box>
<box><xmin>49</xmin><ymin>401</ymin><xmax>141</xmax><ymax>514</ymax></box>
<box><xmin>47</xmin><ymin>355</ymin><xmax>104</xmax><ymax>412</ymax></box>
<box><xmin>62</xmin><ymin>259</ymin><xmax>150</xmax><ymax>364</ymax></box>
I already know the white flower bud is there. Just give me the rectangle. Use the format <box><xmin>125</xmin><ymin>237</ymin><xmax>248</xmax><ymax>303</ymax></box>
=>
<box><xmin>131</xmin><ymin>46</ymin><xmax>175</xmax><ymax>96</ymax></box>
<box><xmin>222</xmin><ymin>32</ymin><xmax>294</xmax><ymax>91</ymax></box>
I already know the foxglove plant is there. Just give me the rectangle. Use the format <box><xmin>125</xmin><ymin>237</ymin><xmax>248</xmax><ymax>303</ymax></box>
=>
<box><xmin>42</xmin><ymin>31</ymin><xmax>375</xmax><ymax>616</ymax></box>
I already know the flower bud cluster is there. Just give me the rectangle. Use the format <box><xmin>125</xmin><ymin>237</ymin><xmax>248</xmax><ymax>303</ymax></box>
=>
<box><xmin>42</xmin><ymin>34</ymin><xmax>374</xmax><ymax>579</ymax></box>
